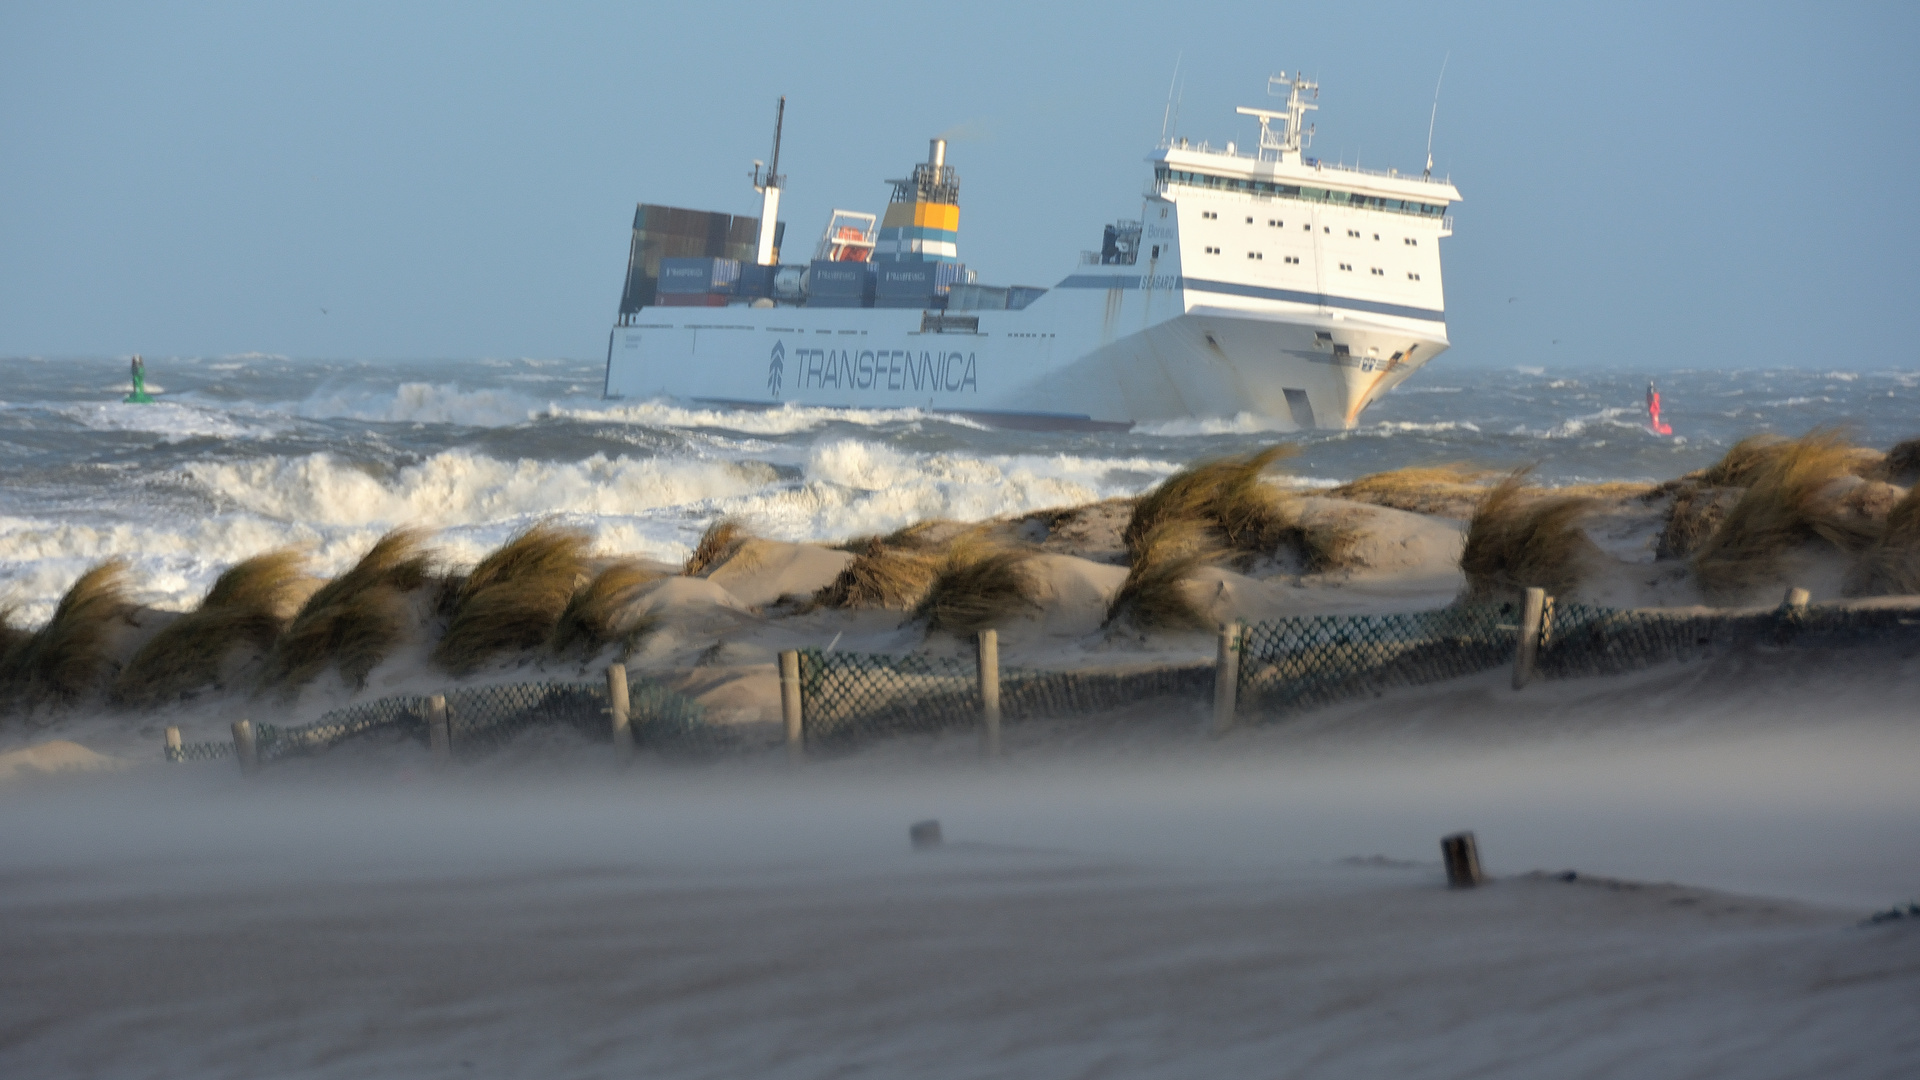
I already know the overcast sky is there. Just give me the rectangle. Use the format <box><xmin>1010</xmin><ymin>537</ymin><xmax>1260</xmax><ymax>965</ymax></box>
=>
<box><xmin>2</xmin><ymin>1</ymin><xmax>1914</xmax><ymax>370</ymax></box>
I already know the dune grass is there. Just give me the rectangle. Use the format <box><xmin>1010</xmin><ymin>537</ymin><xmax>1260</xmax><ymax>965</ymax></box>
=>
<box><xmin>1879</xmin><ymin>437</ymin><xmax>1920</xmax><ymax>484</ymax></box>
<box><xmin>1327</xmin><ymin>463</ymin><xmax>1493</xmax><ymax>517</ymax></box>
<box><xmin>0</xmin><ymin>560</ymin><xmax>134</xmax><ymax>713</ymax></box>
<box><xmin>1845</xmin><ymin>485</ymin><xmax>1920</xmax><ymax>597</ymax></box>
<box><xmin>918</xmin><ymin>533</ymin><xmax>1043</xmax><ymax>635</ymax></box>
<box><xmin>684</xmin><ymin>517</ymin><xmax>750</xmax><ymax>576</ymax></box>
<box><xmin>1459</xmin><ymin>471</ymin><xmax>1601</xmax><ymax>601</ymax></box>
<box><xmin>262</xmin><ymin>528</ymin><xmax>435</xmax><ymax>692</ymax></box>
<box><xmin>1691</xmin><ymin>429</ymin><xmax>1880</xmax><ymax>596</ymax></box>
<box><xmin>111</xmin><ymin>550</ymin><xmax>310</xmax><ymax>708</ymax></box>
<box><xmin>814</xmin><ymin>522</ymin><xmax>950</xmax><ymax>611</ymax></box>
<box><xmin>1123</xmin><ymin>446</ymin><xmax>1299</xmax><ymax>562</ymax></box>
<box><xmin>548</xmin><ymin>561</ymin><xmax>662</xmax><ymax>659</ymax></box>
<box><xmin>1657</xmin><ymin>485</ymin><xmax>1739</xmax><ymax>560</ymax></box>
<box><xmin>435</xmin><ymin>522</ymin><xmax>593</xmax><ymax>674</ymax></box>
<box><xmin>1696</xmin><ymin>434</ymin><xmax>1791</xmax><ymax>488</ymax></box>
<box><xmin>1104</xmin><ymin>518</ymin><xmax>1219</xmax><ymax>630</ymax></box>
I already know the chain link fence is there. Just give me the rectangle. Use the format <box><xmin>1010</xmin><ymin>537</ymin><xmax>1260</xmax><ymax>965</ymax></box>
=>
<box><xmin>166</xmin><ymin>598</ymin><xmax>1920</xmax><ymax>763</ymax></box>
<box><xmin>1235</xmin><ymin>603</ymin><xmax>1521</xmax><ymax>719</ymax></box>
<box><xmin>798</xmin><ymin>648</ymin><xmax>1215</xmax><ymax>748</ymax></box>
<box><xmin>1538</xmin><ymin>600</ymin><xmax>1920</xmax><ymax>679</ymax></box>
<box><xmin>167</xmin><ymin>674</ymin><xmax>716</xmax><ymax>765</ymax></box>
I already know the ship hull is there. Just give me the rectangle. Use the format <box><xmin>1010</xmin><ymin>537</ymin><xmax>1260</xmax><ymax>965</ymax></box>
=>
<box><xmin>604</xmin><ymin>277</ymin><xmax>1448</xmax><ymax>430</ymax></box>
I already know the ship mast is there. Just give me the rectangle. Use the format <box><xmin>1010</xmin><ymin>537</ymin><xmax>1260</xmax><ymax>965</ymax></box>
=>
<box><xmin>1234</xmin><ymin>71</ymin><xmax>1317</xmax><ymax>164</ymax></box>
<box><xmin>750</xmin><ymin>96</ymin><xmax>786</xmax><ymax>266</ymax></box>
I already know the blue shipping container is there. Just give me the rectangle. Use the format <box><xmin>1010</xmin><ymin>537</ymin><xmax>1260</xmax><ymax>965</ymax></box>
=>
<box><xmin>658</xmin><ymin>257</ymin><xmax>742</xmax><ymax>295</ymax></box>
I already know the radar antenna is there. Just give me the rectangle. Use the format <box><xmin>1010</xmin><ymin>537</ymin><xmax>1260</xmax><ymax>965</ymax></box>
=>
<box><xmin>1235</xmin><ymin>71</ymin><xmax>1317</xmax><ymax>164</ymax></box>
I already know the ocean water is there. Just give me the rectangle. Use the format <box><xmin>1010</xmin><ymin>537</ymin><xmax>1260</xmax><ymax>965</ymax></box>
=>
<box><xmin>1</xmin><ymin>355</ymin><xmax>1913</xmax><ymax>623</ymax></box>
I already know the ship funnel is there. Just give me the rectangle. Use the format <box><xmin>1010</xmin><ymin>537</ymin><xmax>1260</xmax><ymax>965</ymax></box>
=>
<box><xmin>929</xmin><ymin>138</ymin><xmax>946</xmax><ymax>168</ymax></box>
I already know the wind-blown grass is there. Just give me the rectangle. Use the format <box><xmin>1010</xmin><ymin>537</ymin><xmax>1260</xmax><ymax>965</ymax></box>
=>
<box><xmin>814</xmin><ymin>523</ymin><xmax>950</xmax><ymax>611</ymax></box>
<box><xmin>1657</xmin><ymin>485</ymin><xmax>1739</xmax><ymax>560</ymax></box>
<box><xmin>1879</xmin><ymin>437</ymin><xmax>1920</xmax><ymax>484</ymax></box>
<box><xmin>1692</xmin><ymin>429</ymin><xmax>1879</xmax><ymax>596</ymax></box>
<box><xmin>262</xmin><ymin>528</ymin><xmax>434</xmax><ymax>692</ymax></box>
<box><xmin>1328</xmin><ymin>464</ymin><xmax>1493</xmax><ymax>518</ymax></box>
<box><xmin>1459</xmin><ymin>471</ymin><xmax>1601</xmax><ymax>601</ymax></box>
<box><xmin>549</xmin><ymin>561</ymin><xmax>662</xmax><ymax>659</ymax></box>
<box><xmin>1845</xmin><ymin>485</ymin><xmax>1920</xmax><ymax>597</ymax></box>
<box><xmin>1</xmin><ymin>560</ymin><xmax>134</xmax><ymax>713</ymax></box>
<box><xmin>1123</xmin><ymin>446</ymin><xmax>1299</xmax><ymax>563</ymax></box>
<box><xmin>435</xmin><ymin>522</ymin><xmax>593</xmax><ymax>674</ymax></box>
<box><xmin>1104</xmin><ymin>518</ymin><xmax>1218</xmax><ymax>630</ymax></box>
<box><xmin>112</xmin><ymin>550</ymin><xmax>310</xmax><ymax>708</ymax></box>
<box><xmin>684</xmin><ymin>517</ymin><xmax>750</xmax><ymax>576</ymax></box>
<box><xmin>918</xmin><ymin>533</ymin><xmax>1042</xmax><ymax>635</ymax></box>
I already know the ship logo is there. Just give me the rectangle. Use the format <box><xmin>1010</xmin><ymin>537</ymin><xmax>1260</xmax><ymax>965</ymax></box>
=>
<box><xmin>767</xmin><ymin>341</ymin><xmax>784</xmax><ymax>399</ymax></box>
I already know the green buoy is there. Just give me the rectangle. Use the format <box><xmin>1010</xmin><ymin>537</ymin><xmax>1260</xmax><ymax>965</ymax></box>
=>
<box><xmin>123</xmin><ymin>354</ymin><xmax>154</xmax><ymax>404</ymax></box>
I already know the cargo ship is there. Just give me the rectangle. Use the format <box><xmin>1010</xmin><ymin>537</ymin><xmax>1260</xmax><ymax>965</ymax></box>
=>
<box><xmin>603</xmin><ymin>75</ymin><xmax>1462</xmax><ymax>430</ymax></box>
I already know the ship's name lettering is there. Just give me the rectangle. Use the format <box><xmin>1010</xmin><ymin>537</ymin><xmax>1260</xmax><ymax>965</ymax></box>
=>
<box><xmin>1139</xmin><ymin>274</ymin><xmax>1179</xmax><ymax>291</ymax></box>
<box><xmin>791</xmin><ymin>347</ymin><xmax>978</xmax><ymax>393</ymax></box>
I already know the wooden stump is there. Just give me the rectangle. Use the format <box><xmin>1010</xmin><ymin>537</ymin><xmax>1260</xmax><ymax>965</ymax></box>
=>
<box><xmin>1512</xmin><ymin>588</ymin><xmax>1546</xmax><ymax>690</ymax></box>
<box><xmin>230</xmin><ymin>719</ymin><xmax>258</xmax><ymax>775</ymax></box>
<box><xmin>607</xmin><ymin>664</ymin><xmax>633</xmax><ymax>760</ymax></box>
<box><xmin>1212</xmin><ymin>622</ymin><xmax>1241</xmax><ymax>735</ymax></box>
<box><xmin>426</xmin><ymin>695</ymin><xmax>450</xmax><ymax>763</ymax></box>
<box><xmin>779</xmin><ymin>650</ymin><xmax>803</xmax><ymax>762</ymax></box>
<box><xmin>1441</xmin><ymin>831</ymin><xmax>1484</xmax><ymax>888</ymax></box>
<box><xmin>163</xmin><ymin>726</ymin><xmax>182</xmax><ymax>763</ymax></box>
<box><xmin>977</xmin><ymin>629</ymin><xmax>1001</xmax><ymax>757</ymax></box>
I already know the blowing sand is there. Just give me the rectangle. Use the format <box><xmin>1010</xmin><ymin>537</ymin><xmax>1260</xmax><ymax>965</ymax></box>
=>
<box><xmin>2</xmin><ymin>648</ymin><xmax>1918</xmax><ymax>1078</ymax></box>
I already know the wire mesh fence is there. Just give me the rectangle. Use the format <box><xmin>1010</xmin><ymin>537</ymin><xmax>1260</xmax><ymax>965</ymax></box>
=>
<box><xmin>1235</xmin><ymin>603</ymin><xmax>1521</xmax><ymax>719</ymax></box>
<box><xmin>797</xmin><ymin>648</ymin><xmax>1215</xmax><ymax>748</ymax></box>
<box><xmin>168</xmin><ymin>673</ymin><xmax>717</xmax><ymax>765</ymax></box>
<box><xmin>167</xmin><ymin>598</ymin><xmax>1920</xmax><ymax>764</ymax></box>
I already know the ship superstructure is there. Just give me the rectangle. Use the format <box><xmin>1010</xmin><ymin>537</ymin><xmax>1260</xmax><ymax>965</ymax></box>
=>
<box><xmin>604</xmin><ymin>73</ymin><xmax>1461</xmax><ymax>429</ymax></box>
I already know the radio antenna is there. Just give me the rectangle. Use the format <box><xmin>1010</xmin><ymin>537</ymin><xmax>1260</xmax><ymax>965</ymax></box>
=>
<box><xmin>1424</xmin><ymin>52</ymin><xmax>1449</xmax><ymax>178</ymax></box>
<box><xmin>1160</xmin><ymin>52</ymin><xmax>1183</xmax><ymax>143</ymax></box>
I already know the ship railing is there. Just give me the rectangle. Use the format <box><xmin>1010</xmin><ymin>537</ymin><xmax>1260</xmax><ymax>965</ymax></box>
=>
<box><xmin>1158</xmin><ymin>138</ymin><xmax>1450</xmax><ymax>185</ymax></box>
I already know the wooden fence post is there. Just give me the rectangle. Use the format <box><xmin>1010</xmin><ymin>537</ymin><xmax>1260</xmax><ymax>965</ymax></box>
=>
<box><xmin>230</xmin><ymin>719</ymin><xmax>258</xmax><ymax>774</ymax></box>
<box><xmin>1782</xmin><ymin>586</ymin><xmax>1810</xmax><ymax>612</ymax></box>
<box><xmin>164</xmin><ymin>726</ymin><xmax>182</xmax><ymax>763</ymax></box>
<box><xmin>779</xmin><ymin>650</ymin><xmax>803</xmax><ymax>762</ymax></box>
<box><xmin>607</xmin><ymin>664</ymin><xmax>633</xmax><ymax>760</ymax></box>
<box><xmin>1212</xmin><ymin>622</ymin><xmax>1240</xmax><ymax>735</ymax></box>
<box><xmin>427</xmin><ymin>695</ymin><xmax>450</xmax><ymax>763</ymax></box>
<box><xmin>1512</xmin><ymin>587</ymin><xmax>1546</xmax><ymax>690</ymax></box>
<box><xmin>1441</xmin><ymin>831</ymin><xmax>1484</xmax><ymax>888</ymax></box>
<box><xmin>977</xmin><ymin>629</ymin><xmax>1001</xmax><ymax>757</ymax></box>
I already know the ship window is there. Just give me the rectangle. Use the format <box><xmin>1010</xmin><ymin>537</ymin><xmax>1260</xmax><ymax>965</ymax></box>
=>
<box><xmin>1371</xmin><ymin>267</ymin><xmax>1384</xmax><ymax>275</ymax></box>
<box><xmin>1205</xmin><ymin>246</ymin><xmax>1220</xmax><ymax>254</ymax></box>
<box><xmin>1304</xmin><ymin>224</ymin><xmax>1310</xmax><ymax>231</ymax></box>
<box><xmin>1404</xmin><ymin>237</ymin><xmax>1417</xmax><ymax>245</ymax></box>
<box><xmin>1153</xmin><ymin>166</ymin><xmax>1450</xmax><ymax>218</ymax></box>
<box><xmin>1201</xmin><ymin>211</ymin><xmax>1218</xmax><ymax>220</ymax></box>
<box><xmin>1151</xmin><ymin>245</ymin><xmax>1160</xmax><ymax>258</ymax></box>
<box><xmin>1248</xmin><ymin>252</ymin><xmax>1263</xmax><ymax>259</ymax></box>
<box><xmin>1338</xmin><ymin>263</ymin><xmax>1353</xmax><ymax>271</ymax></box>
<box><xmin>1373</xmin><ymin>233</ymin><xmax>1380</xmax><ymax>240</ymax></box>
<box><xmin>1390</xmin><ymin>351</ymin><xmax>1404</xmax><ymax>360</ymax></box>
<box><xmin>1407</xmin><ymin>272</ymin><xmax>1421</xmax><ymax>280</ymax></box>
<box><xmin>1160</xmin><ymin>208</ymin><xmax>1168</xmax><ymax>218</ymax></box>
<box><xmin>1347</xmin><ymin>229</ymin><xmax>1361</xmax><ymax>238</ymax></box>
<box><xmin>1284</xmin><ymin>255</ymin><xmax>1300</xmax><ymax>264</ymax></box>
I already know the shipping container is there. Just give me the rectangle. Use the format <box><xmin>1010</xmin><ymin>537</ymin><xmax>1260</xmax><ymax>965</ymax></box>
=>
<box><xmin>737</xmin><ymin>263</ymin><xmax>774</xmax><ymax>300</ymax></box>
<box><xmin>657</xmin><ymin>257</ymin><xmax>742</xmax><ymax>295</ymax></box>
<box><xmin>805</xmin><ymin>260</ymin><xmax>873</xmax><ymax>307</ymax></box>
